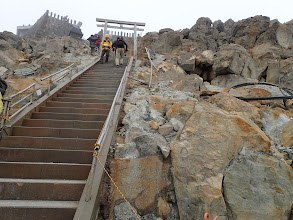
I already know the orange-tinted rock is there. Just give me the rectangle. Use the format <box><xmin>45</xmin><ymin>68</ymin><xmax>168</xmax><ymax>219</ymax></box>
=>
<box><xmin>158</xmin><ymin>124</ymin><xmax>173</xmax><ymax>136</ymax></box>
<box><xmin>249</xmin><ymin>88</ymin><xmax>271</xmax><ymax>97</ymax></box>
<box><xmin>166</xmin><ymin>100</ymin><xmax>196</xmax><ymax>123</ymax></box>
<box><xmin>110</xmin><ymin>156</ymin><xmax>171</xmax><ymax>216</ymax></box>
<box><xmin>281</xmin><ymin>120</ymin><xmax>293</xmax><ymax>147</ymax></box>
<box><xmin>157</xmin><ymin>197</ymin><xmax>170</xmax><ymax>220</ymax></box>
<box><xmin>208</xmin><ymin>92</ymin><xmax>262</xmax><ymax>127</ymax></box>
<box><xmin>169</xmin><ymin>74</ymin><xmax>204</xmax><ymax>93</ymax></box>
<box><xmin>171</xmin><ymin>102</ymin><xmax>271</xmax><ymax>219</ymax></box>
<box><xmin>150</xmin><ymin>120</ymin><xmax>159</xmax><ymax>130</ymax></box>
<box><xmin>115</xmin><ymin>136</ymin><xmax>125</xmax><ymax>145</ymax></box>
<box><xmin>150</xmin><ymin>96</ymin><xmax>180</xmax><ymax>114</ymax></box>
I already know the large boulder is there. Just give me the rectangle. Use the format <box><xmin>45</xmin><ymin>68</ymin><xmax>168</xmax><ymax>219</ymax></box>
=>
<box><xmin>171</xmin><ymin>102</ymin><xmax>271</xmax><ymax>220</ymax></box>
<box><xmin>169</xmin><ymin>74</ymin><xmax>205</xmax><ymax>93</ymax></box>
<box><xmin>261</xmin><ymin>107</ymin><xmax>291</xmax><ymax>145</ymax></box>
<box><xmin>208</xmin><ymin>93</ymin><xmax>262</xmax><ymax>127</ymax></box>
<box><xmin>177</xmin><ymin>51</ymin><xmax>198</xmax><ymax>73</ymax></box>
<box><xmin>191</xmin><ymin>17</ymin><xmax>213</xmax><ymax>31</ymax></box>
<box><xmin>224</xmin><ymin>19</ymin><xmax>235</xmax><ymax>30</ymax></box>
<box><xmin>281</xmin><ymin>119</ymin><xmax>293</xmax><ymax>147</ymax></box>
<box><xmin>0</xmin><ymin>31</ymin><xmax>23</xmax><ymax>50</ymax></box>
<box><xmin>231</xmin><ymin>16</ymin><xmax>270</xmax><ymax>49</ymax></box>
<box><xmin>159</xmin><ymin>28</ymin><xmax>174</xmax><ymax>35</ymax></box>
<box><xmin>110</xmin><ymin>156</ymin><xmax>172</xmax><ymax>216</ymax></box>
<box><xmin>0</xmin><ymin>41</ymin><xmax>22</xmax><ymax>68</ymax></box>
<box><xmin>255</xmin><ymin>19</ymin><xmax>280</xmax><ymax>46</ymax></box>
<box><xmin>223</xmin><ymin>153</ymin><xmax>293</xmax><ymax>219</ymax></box>
<box><xmin>212</xmin><ymin>44</ymin><xmax>260</xmax><ymax>80</ymax></box>
<box><xmin>211</xmin><ymin>74</ymin><xmax>257</xmax><ymax>88</ymax></box>
<box><xmin>213</xmin><ymin>20</ymin><xmax>224</xmax><ymax>33</ymax></box>
<box><xmin>276</xmin><ymin>20</ymin><xmax>293</xmax><ymax>49</ymax></box>
<box><xmin>140</xmin><ymin>31</ymin><xmax>181</xmax><ymax>54</ymax></box>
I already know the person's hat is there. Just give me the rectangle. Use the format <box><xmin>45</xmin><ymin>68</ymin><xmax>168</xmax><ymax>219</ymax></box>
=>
<box><xmin>105</xmin><ymin>34</ymin><xmax>109</xmax><ymax>37</ymax></box>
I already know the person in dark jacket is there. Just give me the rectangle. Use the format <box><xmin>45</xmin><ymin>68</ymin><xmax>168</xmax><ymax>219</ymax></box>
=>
<box><xmin>112</xmin><ymin>36</ymin><xmax>128</xmax><ymax>67</ymax></box>
<box><xmin>87</xmin><ymin>35</ymin><xmax>98</xmax><ymax>56</ymax></box>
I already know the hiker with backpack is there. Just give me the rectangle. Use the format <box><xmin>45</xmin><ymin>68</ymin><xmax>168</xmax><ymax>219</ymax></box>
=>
<box><xmin>101</xmin><ymin>34</ymin><xmax>112</xmax><ymax>63</ymax></box>
<box><xmin>112</xmin><ymin>36</ymin><xmax>128</xmax><ymax>68</ymax></box>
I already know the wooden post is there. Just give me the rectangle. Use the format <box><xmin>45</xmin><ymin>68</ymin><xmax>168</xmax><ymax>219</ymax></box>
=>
<box><xmin>134</xmin><ymin>23</ymin><xmax>137</xmax><ymax>60</ymax></box>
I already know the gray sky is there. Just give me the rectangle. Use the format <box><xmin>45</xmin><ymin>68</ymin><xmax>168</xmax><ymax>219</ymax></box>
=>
<box><xmin>1</xmin><ymin>0</ymin><xmax>293</xmax><ymax>39</ymax></box>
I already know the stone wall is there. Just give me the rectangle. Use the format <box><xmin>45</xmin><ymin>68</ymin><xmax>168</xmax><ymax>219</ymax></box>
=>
<box><xmin>24</xmin><ymin>10</ymin><xmax>83</xmax><ymax>39</ymax></box>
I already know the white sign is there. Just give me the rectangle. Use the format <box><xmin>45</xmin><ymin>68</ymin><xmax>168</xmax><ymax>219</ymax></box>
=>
<box><xmin>36</xmin><ymin>89</ymin><xmax>42</xmax><ymax>96</ymax></box>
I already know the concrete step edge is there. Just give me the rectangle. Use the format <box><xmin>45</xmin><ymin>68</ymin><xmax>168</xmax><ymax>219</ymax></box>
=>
<box><xmin>0</xmin><ymin>200</ymin><xmax>79</xmax><ymax>208</ymax></box>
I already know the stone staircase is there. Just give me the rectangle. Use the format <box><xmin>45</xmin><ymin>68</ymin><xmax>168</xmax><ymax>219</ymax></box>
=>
<box><xmin>0</xmin><ymin>61</ymin><xmax>125</xmax><ymax>219</ymax></box>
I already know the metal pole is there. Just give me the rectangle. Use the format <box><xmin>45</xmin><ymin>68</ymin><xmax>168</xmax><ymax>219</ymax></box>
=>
<box><xmin>31</xmin><ymin>84</ymin><xmax>35</xmax><ymax>103</ymax></box>
<box><xmin>134</xmin><ymin>24</ymin><xmax>137</xmax><ymax>61</ymax></box>
<box><xmin>48</xmin><ymin>79</ymin><xmax>51</xmax><ymax>94</ymax></box>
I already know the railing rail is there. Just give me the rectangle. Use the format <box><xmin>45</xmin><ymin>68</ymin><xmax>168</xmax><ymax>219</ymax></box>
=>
<box><xmin>41</xmin><ymin>64</ymin><xmax>75</xmax><ymax>94</ymax></box>
<box><xmin>1</xmin><ymin>63</ymin><xmax>75</xmax><ymax>130</ymax></box>
<box><xmin>74</xmin><ymin>57</ymin><xmax>134</xmax><ymax>220</ymax></box>
<box><xmin>145</xmin><ymin>47</ymin><xmax>158</xmax><ymax>88</ymax></box>
<box><xmin>86</xmin><ymin>66</ymin><xmax>127</xmax><ymax>201</ymax></box>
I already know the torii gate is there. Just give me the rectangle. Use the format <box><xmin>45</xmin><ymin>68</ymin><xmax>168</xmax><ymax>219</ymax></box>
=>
<box><xmin>96</xmin><ymin>18</ymin><xmax>145</xmax><ymax>60</ymax></box>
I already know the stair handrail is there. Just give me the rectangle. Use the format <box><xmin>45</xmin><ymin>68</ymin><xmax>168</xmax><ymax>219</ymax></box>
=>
<box><xmin>1</xmin><ymin>82</ymin><xmax>36</xmax><ymax>129</ymax></box>
<box><xmin>41</xmin><ymin>63</ymin><xmax>75</xmax><ymax>93</ymax></box>
<box><xmin>74</xmin><ymin>57</ymin><xmax>134</xmax><ymax>220</ymax></box>
<box><xmin>1</xmin><ymin>63</ymin><xmax>74</xmax><ymax>130</ymax></box>
<box><xmin>145</xmin><ymin>47</ymin><xmax>158</xmax><ymax>88</ymax></box>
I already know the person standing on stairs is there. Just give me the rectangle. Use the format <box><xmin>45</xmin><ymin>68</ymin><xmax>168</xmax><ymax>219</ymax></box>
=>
<box><xmin>112</xmin><ymin>36</ymin><xmax>128</xmax><ymax>68</ymax></box>
<box><xmin>100</xmin><ymin>34</ymin><xmax>112</xmax><ymax>63</ymax></box>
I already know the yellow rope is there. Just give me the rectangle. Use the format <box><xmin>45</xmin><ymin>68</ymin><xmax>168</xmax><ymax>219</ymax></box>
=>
<box><xmin>0</xmin><ymin>114</ymin><xmax>10</xmax><ymax>133</ymax></box>
<box><xmin>91</xmin><ymin>110</ymin><xmax>140</xmax><ymax>220</ymax></box>
<box><xmin>93</xmin><ymin>150</ymin><xmax>141</xmax><ymax>220</ymax></box>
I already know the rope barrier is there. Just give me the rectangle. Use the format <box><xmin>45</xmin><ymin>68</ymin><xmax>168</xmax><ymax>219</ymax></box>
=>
<box><xmin>93</xmin><ymin>150</ymin><xmax>141</xmax><ymax>220</ymax></box>
<box><xmin>91</xmin><ymin>114</ymin><xmax>141</xmax><ymax>219</ymax></box>
<box><xmin>0</xmin><ymin>114</ymin><xmax>10</xmax><ymax>134</ymax></box>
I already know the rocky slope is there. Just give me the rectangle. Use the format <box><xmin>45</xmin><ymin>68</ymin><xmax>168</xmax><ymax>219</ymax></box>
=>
<box><xmin>0</xmin><ymin>31</ymin><xmax>95</xmax><ymax>97</ymax></box>
<box><xmin>99</xmin><ymin>15</ymin><xmax>293</xmax><ymax>220</ymax></box>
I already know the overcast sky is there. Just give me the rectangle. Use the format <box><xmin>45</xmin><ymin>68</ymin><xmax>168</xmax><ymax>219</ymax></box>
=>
<box><xmin>1</xmin><ymin>0</ymin><xmax>293</xmax><ymax>39</ymax></box>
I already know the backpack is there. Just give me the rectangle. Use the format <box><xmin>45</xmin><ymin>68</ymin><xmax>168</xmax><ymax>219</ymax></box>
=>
<box><xmin>117</xmin><ymin>37</ymin><xmax>124</xmax><ymax>47</ymax></box>
<box><xmin>0</xmin><ymin>77</ymin><xmax>7</xmax><ymax>97</ymax></box>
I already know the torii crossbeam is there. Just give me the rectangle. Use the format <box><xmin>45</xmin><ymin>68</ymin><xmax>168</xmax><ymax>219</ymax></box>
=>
<box><xmin>96</xmin><ymin>18</ymin><xmax>146</xmax><ymax>60</ymax></box>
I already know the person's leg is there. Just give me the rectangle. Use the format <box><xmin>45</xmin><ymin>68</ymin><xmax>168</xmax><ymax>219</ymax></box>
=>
<box><xmin>105</xmin><ymin>50</ymin><xmax>110</xmax><ymax>62</ymax></box>
<box><xmin>115</xmin><ymin>49</ymin><xmax>120</xmax><ymax>66</ymax></box>
<box><xmin>120</xmin><ymin>48</ymin><xmax>124</xmax><ymax>65</ymax></box>
<box><xmin>101</xmin><ymin>50</ymin><xmax>105</xmax><ymax>63</ymax></box>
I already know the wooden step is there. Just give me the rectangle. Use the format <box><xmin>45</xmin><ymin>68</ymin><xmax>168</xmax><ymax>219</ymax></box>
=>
<box><xmin>52</xmin><ymin>97</ymin><xmax>113</xmax><ymax>104</ymax></box>
<box><xmin>46</xmin><ymin>101</ymin><xmax>111</xmax><ymax>109</ymax></box>
<box><xmin>0</xmin><ymin>200</ymin><xmax>78</xmax><ymax>220</ymax></box>
<box><xmin>13</xmin><ymin>126</ymin><xmax>100</xmax><ymax>139</ymax></box>
<box><xmin>39</xmin><ymin>106</ymin><xmax>109</xmax><ymax>115</ymax></box>
<box><xmin>0</xmin><ymin>136</ymin><xmax>95</xmax><ymax>150</ymax></box>
<box><xmin>0</xmin><ymin>162</ymin><xmax>91</xmax><ymax>180</ymax></box>
<box><xmin>32</xmin><ymin>112</ymin><xmax>107</xmax><ymax>121</ymax></box>
<box><xmin>0</xmin><ymin>147</ymin><xmax>92</xmax><ymax>164</ymax></box>
<box><xmin>0</xmin><ymin>178</ymin><xmax>86</xmax><ymax>200</ymax></box>
<box><xmin>23</xmin><ymin>119</ymin><xmax>103</xmax><ymax>129</ymax></box>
